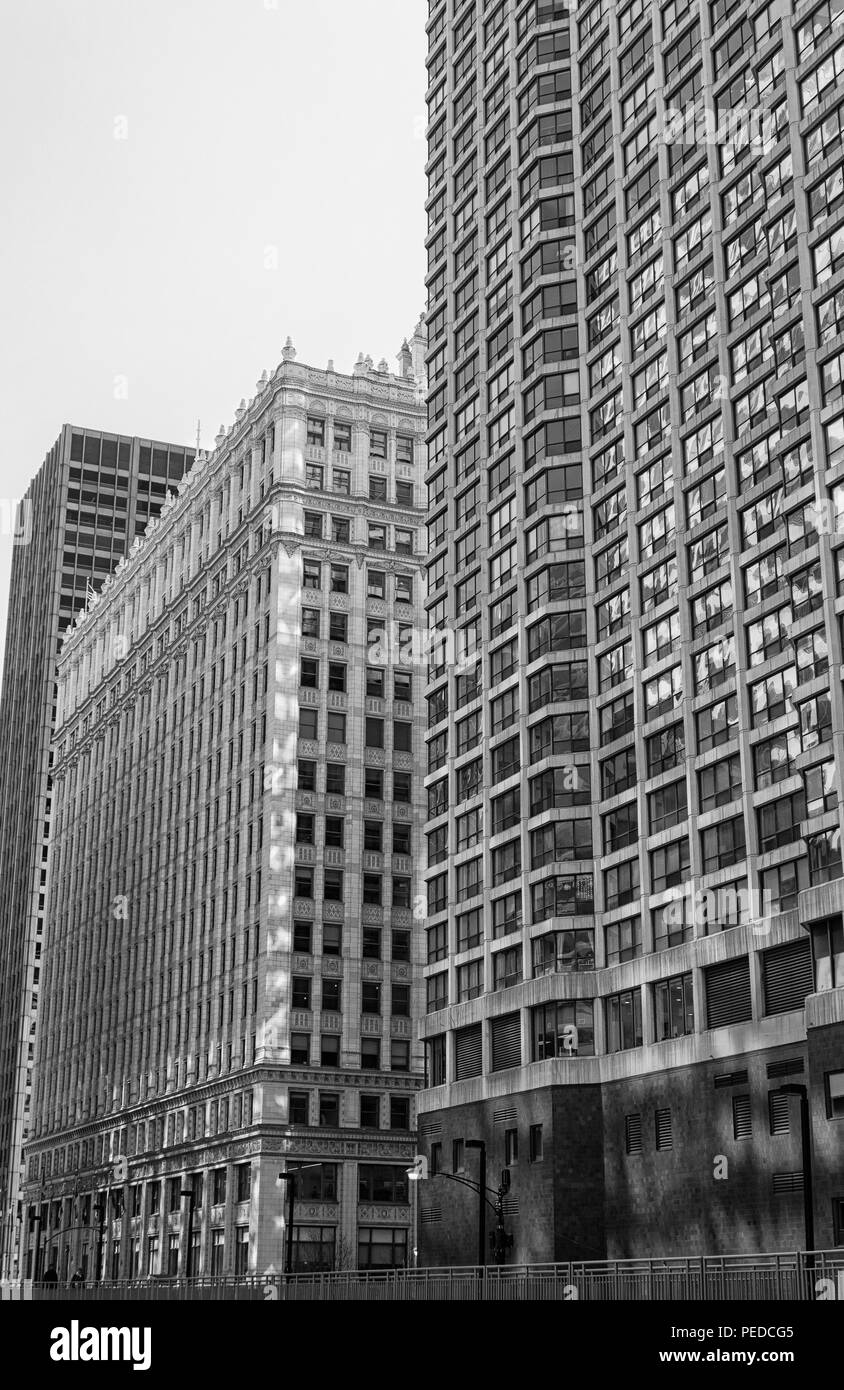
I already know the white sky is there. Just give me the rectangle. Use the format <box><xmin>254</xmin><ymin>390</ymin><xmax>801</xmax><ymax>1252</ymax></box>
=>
<box><xmin>0</xmin><ymin>0</ymin><xmax>428</xmax><ymax>668</ymax></box>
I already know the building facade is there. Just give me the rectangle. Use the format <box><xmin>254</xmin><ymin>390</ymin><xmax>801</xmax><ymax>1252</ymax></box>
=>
<box><xmin>418</xmin><ymin>0</ymin><xmax>844</xmax><ymax>1262</ymax></box>
<box><xmin>0</xmin><ymin>428</ymin><xmax>192</xmax><ymax>1277</ymax></box>
<box><xmin>20</xmin><ymin>342</ymin><xmax>428</xmax><ymax>1281</ymax></box>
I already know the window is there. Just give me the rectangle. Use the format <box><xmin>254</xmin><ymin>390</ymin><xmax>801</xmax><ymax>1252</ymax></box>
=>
<box><xmin>606</xmin><ymin>989</ymin><xmax>643</xmax><ymax>1053</ymax></box>
<box><xmin>456</xmin><ymin>960</ymin><xmax>482</xmax><ymax>1004</ymax></box>
<box><xmin>505</xmin><ymin>1129</ymin><xmax>518</xmax><ymax>1165</ymax></box>
<box><xmin>284</xmin><ymin>1223</ymin><xmax>334</xmax><ymax>1274</ymax></box>
<box><xmin>320</xmin><ymin>1034</ymin><xmax>340</xmax><ymax>1067</ymax></box>
<box><xmin>358</xmin><ymin>1227</ymin><xmax>407</xmax><ymax>1270</ymax></box>
<box><xmin>826</xmin><ymin>1072</ymin><xmax>844</xmax><ymax>1120</ymax></box>
<box><xmin>333</xmin><ymin>422</ymin><xmax>351</xmax><ymax>452</ymax></box>
<box><xmin>322</xmin><ymin>978</ymin><xmax>340</xmax><ymax>1011</ymax></box>
<box><xmin>366</xmin><ymin>718</ymin><xmax>384</xmax><ymax>749</ymax></box>
<box><xmin>292</xmin><ymin>977</ymin><xmax>312</xmax><ymax>1010</ymax></box>
<box><xmin>358</xmin><ymin>1165</ymin><xmax>409</xmax><ymax>1204</ymax></box>
<box><xmin>532</xmin><ymin>1001</ymin><xmax>595</xmax><ymax>1059</ymax></box>
<box><xmin>360</xmin><ymin>1095</ymin><xmax>380</xmax><ymax>1130</ymax></box>
<box><xmin>211</xmin><ymin>1170</ymin><xmax>226</xmax><ymax>1206</ymax></box>
<box><xmin>301</xmin><ymin>608</ymin><xmax>320</xmax><ymax>638</ymax></box>
<box><xmin>363</xmin><ymin>927</ymin><xmax>382</xmax><ymax>960</ymax></box>
<box><xmin>326</xmin><ymin>764</ymin><xmax>345</xmax><ymax>795</ymax></box>
<box><xmin>701</xmin><ymin>817</ymin><xmax>746</xmax><ymax>873</ymax></box>
<box><xmin>362</xmin><ymin>981</ymin><xmax>382</xmax><ymax>1016</ymax></box>
<box><xmin>322</xmin><ymin>923</ymin><xmax>341</xmax><ymax>957</ymax></box>
<box><xmin>654</xmin><ymin>973</ymin><xmax>694</xmax><ymax>1040</ymax></box>
<box><xmin>272</xmin><ymin>1180</ymin><xmax>328</xmax><ymax>1235</ymax></box>
<box><xmin>529</xmin><ymin>1125</ymin><xmax>543</xmax><ymax>1162</ymax></box>
<box><xmin>317</xmin><ymin>1089</ymin><xmax>340</xmax><ymax>1123</ymax></box>
<box><xmin>325</xmin><ymin>816</ymin><xmax>344</xmax><ymax>848</ymax></box>
<box><xmin>235</xmin><ymin>1163</ymin><xmax>252</xmax><ymax>1203</ymax></box>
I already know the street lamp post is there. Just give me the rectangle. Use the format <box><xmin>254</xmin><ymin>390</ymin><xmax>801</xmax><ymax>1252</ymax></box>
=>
<box><xmin>180</xmin><ymin>1188</ymin><xmax>197</xmax><ymax>1280</ymax></box>
<box><xmin>93</xmin><ymin>1197</ymin><xmax>106</xmax><ymax>1282</ymax></box>
<box><xmin>778</xmin><ymin>1083</ymin><xmax>814</xmax><ymax>1256</ymax></box>
<box><xmin>277</xmin><ymin>1172</ymin><xmax>296</xmax><ymax>1277</ymax></box>
<box><xmin>277</xmin><ymin>1163</ymin><xmax>327</xmax><ymax>1277</ymax></box>
<box><xmin>465</xmin><ymin>1140</ymin><xmax>487</xmax><ymax>1270</ymax></box>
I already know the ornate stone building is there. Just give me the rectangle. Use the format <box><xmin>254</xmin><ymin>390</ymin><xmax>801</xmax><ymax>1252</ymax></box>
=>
<box><xmin>21</xmin><ymin>340</ymin><xmax>427</xmax><ymax>1280</ymax></box>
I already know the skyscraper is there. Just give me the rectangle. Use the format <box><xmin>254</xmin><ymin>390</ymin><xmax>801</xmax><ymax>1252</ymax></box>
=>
<box><xmin>21</xmin><ymin>343</ymin><xmax>428</xmax><ymax>1281</ymax></box>
<box><xmin>418</xmin><ymin>0</ymin><xmax>844</xmax><ymax>1262</ymax></box>
<box><xmin>0</xmin><ymin>428</ymin><xmax>192</xmax><ymax>1277</ymax></box>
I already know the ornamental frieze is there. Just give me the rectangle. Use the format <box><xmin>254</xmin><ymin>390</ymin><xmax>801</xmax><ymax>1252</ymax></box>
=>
<box><xmin>295</xmin><ymin>1204</ymin><xmax>339</xmax><ymax>1222</ymax></box>
<box><xmin>357</xmin><ymin>1206</ymin><xmax>412</xmax><ymax>1223</ymax></box>
<box><xmin>278</xmin><ymin>1137</ymin><xmax>411</xmax><ymax>1159</ymax></box>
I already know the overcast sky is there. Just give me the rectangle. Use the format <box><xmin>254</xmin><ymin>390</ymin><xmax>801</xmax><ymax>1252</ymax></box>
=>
<box><xmin>0</xmin><ymin>0</ymin><xmax>428</xmax><ymax>669</ymax></box>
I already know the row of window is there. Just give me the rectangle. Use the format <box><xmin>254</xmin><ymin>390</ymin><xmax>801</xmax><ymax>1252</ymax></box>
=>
<box><xmin>303</xmin><ymin>464</ymin><xmax>416</xmax><ymax>507</ymax></box>
<box><xmin>295</xmin><ymin>816</ymin><xmax>412</xmax><ymax>856</ymax></box>
<box><xmin>289</xmin><ymin>1090</ymin><xmax>411</xmax><ymax>1131</ymax></box>
<box><xmin>291</xmin><ymin>975</ymin><xmax>411</xmax><ymax>1017</ymax></box>
<box><xmin>426</xmin><ymin>935</ymin><xmax>837</xmax><ymax>1077</ymax></box>
<box><xmin>305</xmin><ymin>416</ymin><xmax>415</xmax><ymax>462</ymax></box>
<box><xmin>289</xmin><ymin>1034</ymin><xmax>411</xmax><ymax>1072</ymax></box>
<box><xmin>302</xmin><ymin>510</ymin><xmax>416</xmax><ymax>553</ymax></box>
<box><xmin>290</xmin><ymin>911</ymin><xmax>412</xmax><ymax>959</ymax></box>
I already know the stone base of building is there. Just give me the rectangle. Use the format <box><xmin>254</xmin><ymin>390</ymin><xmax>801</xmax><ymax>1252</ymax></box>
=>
<box><xmin>417</xmin><ymin>1029</ymin><xmax>844</xmax><ymax>1266</ymax></box>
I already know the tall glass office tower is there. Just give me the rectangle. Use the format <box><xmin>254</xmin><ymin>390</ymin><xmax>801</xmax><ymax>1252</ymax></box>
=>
<box><xmin>418</xmin><ymin>0</ymin><xmax>844</xmax><ymax>1262</ymax></box>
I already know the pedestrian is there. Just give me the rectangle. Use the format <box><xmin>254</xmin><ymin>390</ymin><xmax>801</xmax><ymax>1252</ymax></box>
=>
<box><xmin>42</xmin><ymin>1265</ymin><xmax>59</xmax><ymax>1284</ymax></box>
<box><xmin>70</xmin><ymin>1266</ymin><xmax>85</xmax><ymax>1287</ymax></box>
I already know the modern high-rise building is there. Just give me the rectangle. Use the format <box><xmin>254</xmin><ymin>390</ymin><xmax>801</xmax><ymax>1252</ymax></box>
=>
<box><xmin>418</xmin><ymin>0</ymin><xmax>844</xmax><ymax>1263</ymax></box>
<box><xmin>20</xmin><ymin>341</ymin><xmax>428</xmax><ymax>1281</ymax></box>
<box><xmin>0</xmin><ymin>429</ymin><xmax>193</xmax><ymax>1277</ymax></box>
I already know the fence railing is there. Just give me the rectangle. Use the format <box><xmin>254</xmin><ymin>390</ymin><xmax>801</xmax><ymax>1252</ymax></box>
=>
<box><xmin>5</xmin><ymin>1250</ymin><xmax>843</xmax><ymax>1301</ymax></box>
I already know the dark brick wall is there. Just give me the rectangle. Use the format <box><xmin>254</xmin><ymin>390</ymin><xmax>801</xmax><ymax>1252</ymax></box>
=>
<box><xmin>602</xmin><ymin>1046</ymin><xmax>808</xmax><ymax>1258</ymax></box>
<box><xmin>417</xmin><ymin>1040</ymin><xmax>842</xmax><ymax>1266</ymax></box>
<box><xmin>807</xmin><ymin>1019</ymin><xmax>844</xmax><ymax>1248</ymax></box>
<box><xmin>417</xmin><ymin>1089</ymin><xmax>592</xmax><ymax>1267</ymax></box>
<box><xmin>551</xmin><ymin>1086</ymin><xmax>605</xmax><ymax>1262</ymax></box>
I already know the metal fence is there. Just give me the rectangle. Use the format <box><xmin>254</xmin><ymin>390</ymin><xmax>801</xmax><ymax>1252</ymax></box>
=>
<box><xmin>6</xmin><ymin>1250</ymin><xmax>843</xmax><ymax>1301</ymax></box>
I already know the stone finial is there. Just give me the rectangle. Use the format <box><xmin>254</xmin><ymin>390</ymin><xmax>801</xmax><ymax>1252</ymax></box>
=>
<box><xmin>257</xmin><ymin>369</ymin><xmax>268</xmax><ymax>392</ymax></box>
<box><xmin>377</xmin><ymin>357</ymin><xmax>389</xmax><ymax>374</ymax></box>
<box><xmin>354</xmin><ymin>353</ymin><xmax>366</xmax><ymax>375</ymax></box>
<box><xmin>327</xmin><ymin>359</ymin><xmax>335</xmax><ymax>373</ymax></box>
<box><xmin>397</xmin><ymin>338</ymin><xmax>413</xmax><ymax>377</ymax></box>
<box><xmin>282</xmin><ymin>336</ymin><xmax>297</xmax><ymax>362</ymax></box>
<box><xmin>216</xmin><ymin>424</ymin><xmax>227</xmax><ymax>446</ymax></box>
<box><xmin>235</xmin><ymin>398</ymin><xmax>247</xmax><ymax>421</ymax></box>
<box><xmin>364</xmin><ymin>354</ymin><xmax>373</xmax><ymax>371</ymax></box>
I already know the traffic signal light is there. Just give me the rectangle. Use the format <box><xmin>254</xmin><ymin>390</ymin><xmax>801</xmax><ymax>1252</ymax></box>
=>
<box><xmin>489</xmin><ymin>1228</ymin><xmax>514</xmax><ymax>1258</ymax></box>
<box><xmin>500</xmin><ymin>1168</ymin><xmax>510</xmax><ymax>1193</ymax></box>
